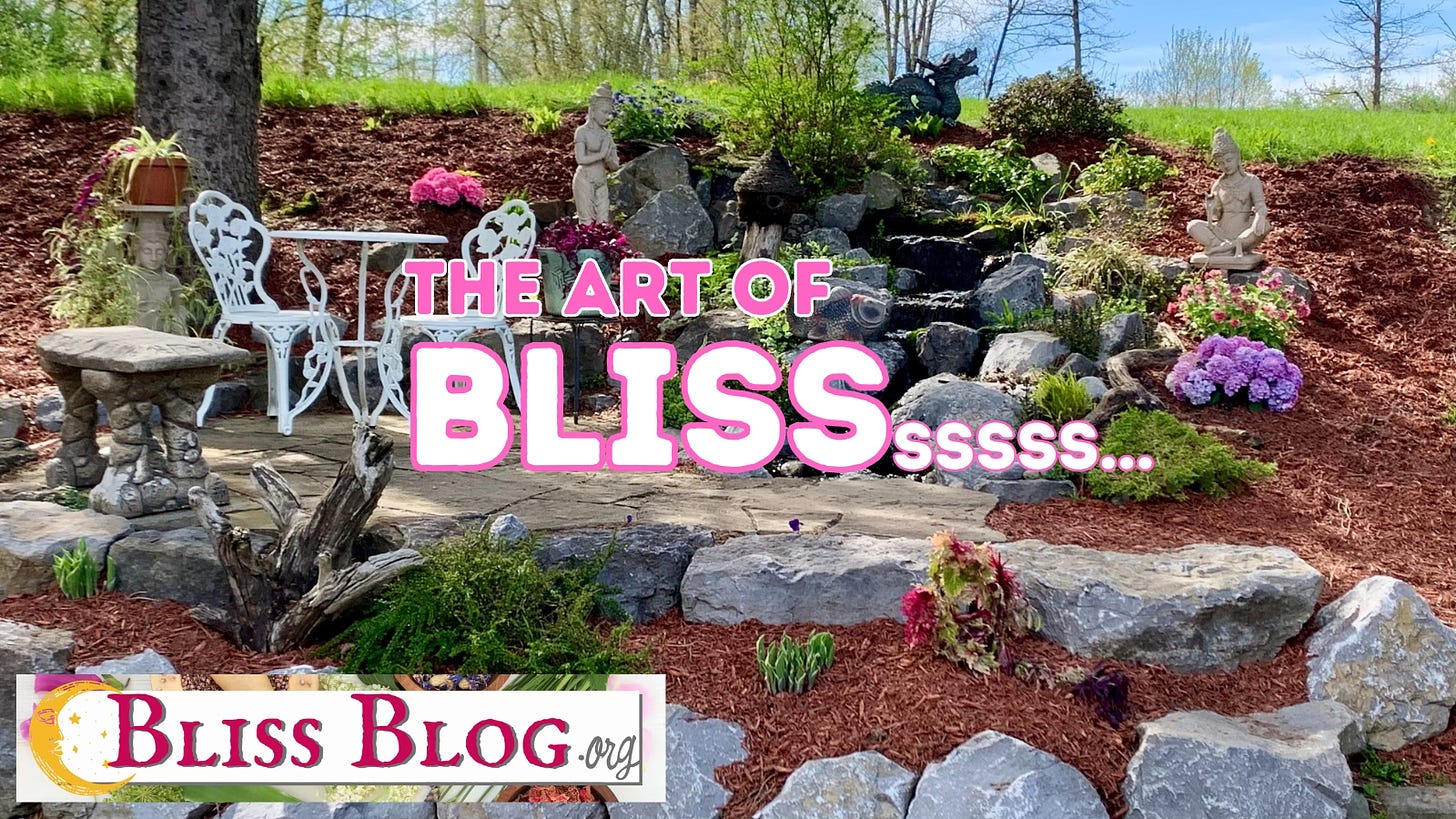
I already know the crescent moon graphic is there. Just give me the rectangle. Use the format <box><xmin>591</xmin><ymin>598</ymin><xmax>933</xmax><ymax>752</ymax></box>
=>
<box><xmin>28</xmin><ymin>679</ymin><xmax>134</xmax><ymax>797</ymax></box>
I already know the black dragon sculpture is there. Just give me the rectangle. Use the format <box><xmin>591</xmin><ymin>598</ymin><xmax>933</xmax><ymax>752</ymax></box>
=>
<box><xmin>866</xmin><ymin>48</ymin><xmax>979</xmax><ymax>127</ymax></box>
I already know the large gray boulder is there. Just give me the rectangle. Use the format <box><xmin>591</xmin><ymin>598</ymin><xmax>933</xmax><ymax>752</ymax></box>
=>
<box><xmin>536</xmin><ymin>525</ymin><xmax>714</xmax><ymax>622</ymax></box>
<box><xmin>1123</xmin><ymin>710</ymin><xmax>1354</xmax><ymax>819</ymax></box>
<box><xmin>755</xmin><ymin>751</ymin><xmax>916</xmax><ymax>819</ymax></box>
<box><xmin>0</xmin><ymin>397</ymin><xmax>23</xmax><ymax>439</ymax></box>
<box><xmin>907</xmin><ymin>731</ymin><xmax>1107</xmax><ymax>819</ymax></box>
<box><xmin>681</xmin><ymin>533</ymin><xmax>928</xmax><ymax>626</ymax></box>
<box><xmin>837</xmin><ymin>264</ymin><xmax>891</xmax><ymax>290</ymax></box>
<box><xmin>1378</xmin><ymin>786</ymin><xmax>1456</xmax><ymax>819</ymax></box>
<box><xmin>107</xmin><ymin>527</ymin><xmax>229</xmax><ymax>609</ymax></box>
<box><xmin>863</xmin><ymin>172</ymin><xmax>903</xmax><ymax>211</ymax></box>
<box><xmin>890</xmin><ymin>375</ymin><xmax>1023</xmax><ymax>489</ymax></box>
<box><xmin>611</xmin><ymin>145</ymin><xmax>691</xmax><ymax>217</ymax></box>
<box><xmin>1097</xmin><ymin>312</ymin><xmax>1146</xmax><ymax>360</ymax></box>
<box><xmin>816</xmin><ymin>193</ymin><xmax>868</xmax><ymax>232</ymax></box>
<box><xmin>1</xmin><ymin>618</ymin><xmax>74</xmax><ymax>808</ymax></box>
<box><xmin>660</xmin><ymin>310</ymin><xmax>760</xmax><ymax>365</ymax></box>
<box><xmin>609</xmin><ymin>705</ymin><xmax>746</xmax><ymax>819</ymax></box>
<box><xmin>622</xmin><ymin>185</ymin><xmax>715</xmax><ymax>259</ymax></box>
<box><xmin>1307</xmin><ymin>576</ymin><xmax>1456</xmax><ymax>750</ymax></box>
<box><xmin>915</xmin><ymin>322</ymin><xmax>979</xmax><ymax>376</ymax></box>
<box><xmin>1243</xmin><ymin>700</ymin><xmax>1366</xmax><ymax>757</ymax></box>
<box><xmin>0</xmin><ymin>501</ymin><xmax>132</xmax><ymax>596</ymax></box>
<box><xmin>803</xmin><ymin>227</ymin><xmax>852</xmax><ymax>256</ymax></box>
<box><xmin>974</xmin><ymin>262</ymin><xmax>1047</xmax><ymax>322</ymax></box>
<box><xmin>994</xmin><ymin>541</ymin><xmax>1323</xmax><ymax>672</ymax></box>
<box><xmin>979</xmin><ymin>331</ymin><xmax>1069</xmax><ymax>377</ymax></box>
<box><xmin>884</xmin><ymin>236</ymin><xmax>986</xmax><ymax>291</ymax></box>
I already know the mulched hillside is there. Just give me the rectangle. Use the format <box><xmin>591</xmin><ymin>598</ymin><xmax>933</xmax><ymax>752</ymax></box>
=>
<box><xmin>3</xmin><ymin>106</ymin><xmax>1456</xmax><ymax>816</ymax></box>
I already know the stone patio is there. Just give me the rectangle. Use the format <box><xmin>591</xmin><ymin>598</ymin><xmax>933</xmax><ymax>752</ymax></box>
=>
<box><xmin>2</xmin><ymin>409</ymin><xmax>1003</xmax><ymax>542</ymax></box>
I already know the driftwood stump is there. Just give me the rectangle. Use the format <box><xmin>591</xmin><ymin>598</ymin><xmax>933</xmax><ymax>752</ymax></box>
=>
<box><xmin>1085</xmin><ymin>348</ymin><xmax>1181</xmax><ymax>430</ymax></box>
<box><xmin>188</xmin><ymin>424</ymin><xmax>423</xmax><ymax>652</ymax></box>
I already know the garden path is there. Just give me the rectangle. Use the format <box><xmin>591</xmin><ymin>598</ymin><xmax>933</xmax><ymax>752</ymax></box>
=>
<box><xmin>7</xmin><ymin>411</ymin><xmax>1003</xmax><ymax>541</ymax></box>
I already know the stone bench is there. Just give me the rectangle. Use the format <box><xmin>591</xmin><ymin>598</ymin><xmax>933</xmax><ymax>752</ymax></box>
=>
<box><xmin>37</xmin><ymin>326</ymin><xmax>251</xmax><ymax>518</ymax></box>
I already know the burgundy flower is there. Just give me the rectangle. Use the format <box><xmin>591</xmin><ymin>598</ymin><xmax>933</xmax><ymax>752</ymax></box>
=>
<box><xmin>901</xmin><ymin>587</ymin><xmax>937</xmax><ymax>648</ymax></box>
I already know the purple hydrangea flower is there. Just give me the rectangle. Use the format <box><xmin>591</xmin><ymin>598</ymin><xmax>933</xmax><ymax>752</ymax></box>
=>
<box><xmin>1167</xmin><ymin>334</ymin><xmax>1302</xmax><ymax>412</ymax></box>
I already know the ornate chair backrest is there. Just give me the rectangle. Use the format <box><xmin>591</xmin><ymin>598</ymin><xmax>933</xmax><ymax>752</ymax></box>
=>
<box><xmin>457</xmin><ymin>199</ymin><xmax>538</xmax><ymax>318</ymax></box>
<box><xmin>188</xmin><ymin>190</ymin><xmax>278</xmax><ymax>317</ymax></box>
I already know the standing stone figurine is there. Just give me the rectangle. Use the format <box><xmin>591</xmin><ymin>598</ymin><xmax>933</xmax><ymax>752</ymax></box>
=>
<box><xmin>573</xmin><ymin>82</ymin><xmax>620</xmax><ymax>224</ymax></box>
<box><xmin>1187</xmin><ymin>128</ymin><xmax>1270</xmax><ymax>270</ymax></box>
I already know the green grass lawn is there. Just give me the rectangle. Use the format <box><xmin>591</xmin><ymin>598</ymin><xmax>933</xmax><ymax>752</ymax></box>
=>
<box><xmin>4</xmin><ymin>70</ymin><xmax>1451</xmax><ymax>173</ymax></box>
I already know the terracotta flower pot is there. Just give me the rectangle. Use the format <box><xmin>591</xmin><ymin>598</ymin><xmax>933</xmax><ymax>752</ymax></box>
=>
<box><xmin>496</xmin><ymin>784</ymin><xmax>617</xmax><ymax>803</ymax></box>
<box><xmin>126</xmin><ymin>157</ymin><xmax>190</xmax><ymax>206</ymax></box>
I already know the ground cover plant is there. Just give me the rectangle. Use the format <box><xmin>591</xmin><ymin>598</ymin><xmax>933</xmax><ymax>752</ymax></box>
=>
<box><xmin>1077</xmin><ymin>139</ymin><xmax>1176</xmax><ymax>194</ymax></box>
<box><xmin>1084</xmin><ymin>410</ymin><xmax>1276</xmax><ymax>502</ymax></box>
<box><xmin>329</xmin><ymin>529</ymin><xmax>647</xmax><ymax>675</ymax></box>
<box><xmin>930</xmin><ymin>138</ymin><xmax>1051</xmax><ymax>206</ymax></box>
<box><xmin>756</xmin><ymin>631</ymin><xmax>835</xmax><ymax>694</ymax></box>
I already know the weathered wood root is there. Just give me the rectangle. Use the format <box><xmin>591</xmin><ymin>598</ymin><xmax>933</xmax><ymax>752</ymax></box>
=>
<box><xmin>1085</xmin><ymin>348</ymin><xmax>1181</xmax><ymax>430</ymax></box>
<box><xmin>188</xmin><ymin>423</ymin><xmax>421</xmax><ymax>652</ymax></box>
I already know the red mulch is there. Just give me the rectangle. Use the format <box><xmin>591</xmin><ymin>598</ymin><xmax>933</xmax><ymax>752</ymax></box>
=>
<box><xmin>0</xmin><ymin>589</ymin><xmax>328</xmax><ymax>671</ymax></box>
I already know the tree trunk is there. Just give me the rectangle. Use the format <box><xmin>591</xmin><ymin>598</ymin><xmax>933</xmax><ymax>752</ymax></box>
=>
<box><xmin>1071</xmin><ymin>0</ymin><xmax>1082</xmax><ymax>74</ymax></box>
<box><xmin>136</xmin><ymin>0</ymin><xmax>261</xmax><ymax>213</ymax></box>
<box><xmin>302</xmin><ymin>0</ymin><xmax>324</xmax><ymax>77</ymax></box>
<box><xmin>189</xmin><ymin>425</ymin><xmax>423</xmax><ymax>652</ymax></box>
<box><xmin>1371</xmin><ymin>0</ymin><xmax>1383</xmax><ymax>109</ymax></box>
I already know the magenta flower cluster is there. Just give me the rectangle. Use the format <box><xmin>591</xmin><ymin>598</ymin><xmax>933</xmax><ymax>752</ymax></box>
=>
<box><xmin>538</xmin><ymin>220</ymin><xmax>639</xmax><ymax>269</ymax></box>
<box><xmin>409</xmin><ymin>167</ymin><xmax>486</xmax><ymax>209</ymax></box>
<box><xmin>1166</xmin><ymin>334</ymin><xmax>1304</xmax><ymax>412</ymax></box>
<box><xmin>72</xmin><ymin>146</ymin><xmax>133</xmax><ymax>216</ymax></box>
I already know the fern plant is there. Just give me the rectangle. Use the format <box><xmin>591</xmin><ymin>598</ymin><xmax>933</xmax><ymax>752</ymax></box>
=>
<box><xmin>756</xmin><ymin>631</ymin><xmax>835</xmax><ymax>694</ymax></box>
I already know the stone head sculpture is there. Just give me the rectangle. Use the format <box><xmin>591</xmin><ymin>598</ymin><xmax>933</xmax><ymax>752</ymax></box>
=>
<box><xmin>587</xmin><ymin>82</ymin><xmax>614</xmax><ymax>127</ymax></box>
<box><xmin>1211</xmin><ymin>127</ymin><xmax>1241</xmax><ymax>175</ymax></box>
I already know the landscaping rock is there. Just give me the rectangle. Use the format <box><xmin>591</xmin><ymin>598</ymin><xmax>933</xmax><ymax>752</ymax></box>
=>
<box><xmin>0</xmin><ymin>398</ymin><xmax>24</xmax><ymax>439</ymax></box>
<box><xmin>888</xmin><ymin>291</ymin><xmax>977</xmax><ymax>331</ymax></box>
<box><xmin>994</xmin><ymin>541</ymin><xmax>1324</xmax><ymax>672</ymax></box>
<box><xmin>974</xmin><ymin>261</ymin><xmax>1047</xmax><ymax>322</ymax></box>
<box><xmin>35</xmin><ymin>391</ymin><xmax>65</xmax><ymax>431</ymax></box>
<box><xmin>1123</xmin><ymin>710</ymin><xmax>1354</xmax><ymax>819</ymax></box>
<box><xmin>915</xmin><ymin>322</ymin><xmax>979</xmax><ymax>376</ymax></box>
<box><xmin>203</xmin><ymin>380</ymin><xmax>254</xmax><ymax>419</ymax></box>
<box><xmin>803</xmin><ymin>227</ymin><xmax>852</xmax><ymax>256</ymax></box>
<box><xmin>86</xmin><ymin>804</ymin><xmax>211</xmax><ymax>819</ymax></box>
<box><xmin>1058</xmin><ymin>353</ymin><xmax>1100</xmax><ymax>378</ymax></box>
<box><xmin>839</xmin><ymin>248</ymin><xmax>875</xmax><ymax>265</ymax></box>
<box><xmin>611</xmin><ymin>145</ymin><xmax>691</xmax><ymax>217</ymax></box>
<box><xmin>1045</xmin><ymin>191</ymin><xmax>1147</xmax><ymax>228</ymax></box>
<box><xmin>979</xmin><ymin>331</ymin><xmax>1069</xmax><ymax>377</ymax></box>
<box><xmin>893</xmin><ymin>268</ymin><xmax>920</xmax><ymax>292</ymax></box>
<box><xmin>1379</xmin><ymin>786</ymin><xmax>1456</xmax><ymax>819</ymax></box>
<box><xmin>0</xmin><ymin>439</ymin><xmax>37</xmax><ymax>478</ymax></box>
<box><xmin>681</xmin><ymin>533</ymin><xmax>927</xmax><ymax>625</ymax></box>
<box><xmin>816</xmin><ymin>193</ymin><xmax>867</xmax><ymax>232</ymax></box>
<box><xmin>1230</xmin><ymin>266</ymin><xmax>1315</xmax><ymax>306</ymax></box>
<box><xmin>537</xmin><ymin>525</ymin><xmax>714</xmax><ymax>622</ymax></box>
<box><xmin>709</xmin><ymin>200</ymin><xmax>740</xmax><ymax>248</ymax></box>
<box><xmin>0</xmin><ymin>501</ymin><xmax>131</xmax><ymax>596</ymax></box>
<box><xmin>1030</xmin><ymin>152</ymin><xmax>1064</xmax><ymax>192</ymax></box>
<box><xmin>1146</xmin><ymin>255</ymin><xmax>1191</xmax><ymax>285</ymax></box>
<box><xmin>965</xmin><ymin>225</ymin><xmax>1011</xmax><ymax>252</ymax></box>
<box><xmin>0</xmin><ymin>619</ymin><xmax>74</xmax><ymax>706</ymax></box>
<box><xmin>1307</xmin><ymin>575</ymin><xmax>1456</xmax><ymax>750</ymax></box>
<box><xmin>1078</xmin><ymin>376</ymin><xmax>1109</xmax><ymax>401</ymax></box>
<box><xmin>327</xmin><ymin>351</ymin><xmax>395</xmax><ymax>413</ymax></box>
<box><xmin>222</xmin><ymin>805</ymin><xmax>434</xmax><ymax>819</ymax></box>
<box><xmin>76</xmin><ymin>648</ymin><xmax>176</xmax><ymax>676</ymax></box>
<box><xmin>907</xmin><ymin>731</ymin><xmax>1107</xmax><ymax>819</ymax></box>
<box><xmin>488</xmin><ymin>513</ymin><xmax>529</xmax><ymax>544</ymax></box>
<box><xmin>891</xmin><ymin>374</ymin><xmax>1021</xmax><ymax>430</ymax></box>
<box><xmin>982</xmin><ymin>479</ymin><xmax>1077</xmax><ymax>505</ymax></box>
<box><xmin>1244</xmin><ymin>700</ymin><xmax>1365</xmax><ymax>758</ymax></box>
<box><xmin>1098</xmin><ymin>312</ymin><xmax>1146</xmax><ymax>360</ymax></box>
<box><xmin>662</xmin><ymin>310</ymin><xmax>759</xmax><ymax>363</ymax></box>
<box><xmin>884</xmin><ymin>236</ymin><xmax>985</xmax><ymax>290</ymax></box>
<box><xmin>108</xmin><ymin>527</ymin><xmax>228</xmax><ymax>610</ymax></box>
<box><xmin>863</xmin><ymin>171</ymin><xmax>904</xmax><ymax>211</ymax></box>
<box><xmin>1052</xmin><ymin>289</ymin><xmax>1099</xmax><ymax>314</ymax></box>
<box><xmin>609</xmin><ymin>705</ymin><xmax>746</xmax><ymax>819</ymax></box>
<box><xmin>837</xmin><ymin>264</ymin><xmax>890</xmax><ymax>290</ymax></box>
<box><xmin>756</xmin><ymin>751</ymin><xmax>916</xmax><ymax>819</ymax></box>
<box><xmin>622</xmin><ymin>185</ymin><xmax>715</xmax><ymax>259</ymax></box>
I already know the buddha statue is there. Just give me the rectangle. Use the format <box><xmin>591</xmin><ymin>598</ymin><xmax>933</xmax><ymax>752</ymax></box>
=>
<box><xmin>572</xmin><ymin>82</ymin><xmax>620</xmax><ymax>224</ymax></box>
<box><xmin>1187</xmin><ymin>128</ymin><xmax>1269</xmax><ymax>271</ymax></box>
<box><xmin>132</xmin><ymin>215</ymin><xmax>185</xmax><ymax>334</ymax></box>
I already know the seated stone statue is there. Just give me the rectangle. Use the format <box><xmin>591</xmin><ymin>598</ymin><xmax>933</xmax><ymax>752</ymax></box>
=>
<box><xmin>1187</xmin><ymin>128</ymin><xmax>1269</xmax><ymax>271</ymax></box>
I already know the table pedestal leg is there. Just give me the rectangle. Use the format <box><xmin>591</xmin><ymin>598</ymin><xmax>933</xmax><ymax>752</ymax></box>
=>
<box><xmin>40</xmin><ymin>360</ymin><xmax>106</xmax><ymax>489</ymax></box>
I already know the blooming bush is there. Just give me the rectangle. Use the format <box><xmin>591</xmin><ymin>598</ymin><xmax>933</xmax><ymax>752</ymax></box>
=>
<box><xmin>409</xmin><ymin>167</ymin><xmax>486</xmax><ymax>209</ymax></box>
<box><xmin>538</xmin><ymin>220</ymin><xmax>638</xmax><ymax>270</ymax></box>
<box><xmin>901</xmin><ymin>531</ymin><xmax>1040</xmax><ymax>674</ymax></box>
<box><xmin>1167</xmin><ymin>334</ymin><xmax>1304</xmax><ymax>412</ymax></box>
<box><xmin>1168</xmin><ymin>269</ymin><xmax>1309</xmax><ymax>349</ymax></box>
<box><xmin>610</xmin><ymin>85</ymin><xmax>720</xmax><ymax>143</ymax></box>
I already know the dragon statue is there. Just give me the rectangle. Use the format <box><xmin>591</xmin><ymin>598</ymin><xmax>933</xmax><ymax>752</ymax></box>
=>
<box><xmin>866</xmin><ymin>48</ymin><xmax>979</xmax><ymax>128</ymax></box>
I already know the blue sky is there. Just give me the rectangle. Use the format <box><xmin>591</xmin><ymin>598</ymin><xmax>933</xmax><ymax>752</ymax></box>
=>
<box><xmin>1005</xmin><ymin>0</ymin><xmax>1454</xmax><ymax>93</ymax></box>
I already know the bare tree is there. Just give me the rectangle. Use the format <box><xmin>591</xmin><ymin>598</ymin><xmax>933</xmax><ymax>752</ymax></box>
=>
<box><xmin>980</xmin><ymin>0</ymin><xmax>1062</xmax><ymax>96</ymax></box>
<box><xmin>1025</xmin><ymin>0</ymin><xmax>1124</xmax><ymax>75</ymax></box>
<box><xmin>1295</xmin><ymin>0</ymin><xmax>1445</xmax><ymax>109</ymax></box>
<box><xmin>1128</xmin><ymin>27</ymin><xmax>1273</xmax><ymax>107</ymax></box>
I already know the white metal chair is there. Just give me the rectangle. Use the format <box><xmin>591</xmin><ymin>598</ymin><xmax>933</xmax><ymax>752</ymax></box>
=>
<box><xmin>379</xmin><ymin>199</ymin><xmax>534</xmax><ymax>418</ymax></box>
<box><xmin>188</xmin><ymin>190</ymin><xmax>340</xmax><ymax>435</ymax></box>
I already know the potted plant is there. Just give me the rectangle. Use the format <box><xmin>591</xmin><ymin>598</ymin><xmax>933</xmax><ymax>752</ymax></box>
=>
<box><xmin>108</xmin><ymin>126</ymin><xmax>191</xmax><ymax>207</ymax></box>
<box><xmin>535</xmin><ymin>221</ymin><xmax>638</xmax><ymax>316</ymax></box>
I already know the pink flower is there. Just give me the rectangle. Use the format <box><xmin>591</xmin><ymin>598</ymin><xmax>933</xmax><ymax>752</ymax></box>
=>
<box><xmin>1212</xmin><ymin>310</ymin><xmax>1228</xmax><ymax>322</ymax></box>
<box><xmin>434</xmin><ymin>185</ymin><xmax>461</xmax><ymax>206</ymax></box>
<box><xmin>901</xmin><ymin>587</ymin><xmax>937</xmax><ymax>648</ymax></box>
<box><xmin>409</xmin><ymin>179</ymin><xmax>438</xmax><ymax>204</ymax></box>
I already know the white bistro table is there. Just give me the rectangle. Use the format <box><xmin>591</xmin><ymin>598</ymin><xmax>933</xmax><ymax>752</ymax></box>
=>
<box><xmin>270</xmin><ymin>229</ymin><xmax>448</xmax><ymax>425</ymax></box>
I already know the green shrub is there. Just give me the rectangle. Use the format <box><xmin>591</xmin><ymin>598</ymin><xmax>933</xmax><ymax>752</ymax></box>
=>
<box><xmin>1029</xmin><ymin>372</ymin><xmax>1094</xmax><ymax>425</ymax></box>
<box><xmin>1085</xmin><ymin>410</ymin><xmax>1275</xmax><ymax>501</ymax></box>
<box><xmin>1054</xmin><ymin>239</ymin><xmax>1172</xmax><ymax>309</ymax></box>
<box><xmin>662</xmin><ymin>376</ymin><xmax>696</xmax><ymax>429</ymax></box>
<box><xmin>983</xmin><ymin>70</ymin><xmax>1127</xmax><ymax>142</ymax></box>
<box><xmin>713</xmin><ymin>0</ymin><xmax>913</xmax><ymax>192</ymax></box>
<box><xmin>1077</xmin><ymin>139</ymin><xmax>1176</xmax><ymax>194</ymax></box>
<box><xmin>609</xmin><ymin>84</ymin><xmax>719</xmax><ymax>142</ymax></box>
<box><xmin>331</xmin><ymin>531</ymin><xmax>647</xmax><ymax>675</ymax></box>
<box><xmin>930</xmin><ymin>138</ymin><xmax>1050</xmax><ymax>206</ymax></box>
<box><xmin>756</xmin><ymin>631</ymin><xmax>835</xmax><ymax>694</ymax></box>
